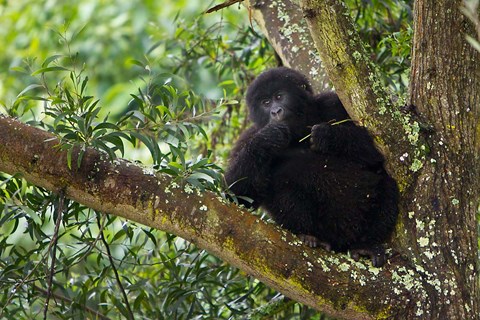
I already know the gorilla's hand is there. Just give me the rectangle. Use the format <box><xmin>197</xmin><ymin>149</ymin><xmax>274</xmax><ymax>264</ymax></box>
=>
<box><xmin>252</xmin><ymin>122</ymin><xmax>291</xmax><ymax>152</ymax></box>
<box><xmin>310</xmin><ymin>123</ymin><xmax>331</xmax><ymax>152</ymax></box>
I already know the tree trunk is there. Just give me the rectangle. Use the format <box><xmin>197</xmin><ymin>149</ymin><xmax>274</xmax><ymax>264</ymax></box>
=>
<box><xmin>402</xmin><ymin>0</ymin><xmax>480</xmax><ymax>317</ymax></box>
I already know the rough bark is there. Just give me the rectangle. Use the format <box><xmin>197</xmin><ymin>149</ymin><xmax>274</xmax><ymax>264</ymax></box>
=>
<box><xmin>0</xmin><ymin>115</ymin><xmax>425</xmax><ymax>319</ymax></box>
<box><xmin>403</xmin><ymin>0</ymin><xmax>480</xmax><ymax>318</ymax></box>
<box><xmin>244</xmin><ymin>0</ymin><xmax>329</xmax><ymax>92</ymax></box>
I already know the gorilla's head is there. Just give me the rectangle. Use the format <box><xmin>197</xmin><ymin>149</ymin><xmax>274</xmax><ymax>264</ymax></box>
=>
<box><xmin>245</xmin><ymin>67</ymin><xmax>314</xmax><ymax>128</ymax></box>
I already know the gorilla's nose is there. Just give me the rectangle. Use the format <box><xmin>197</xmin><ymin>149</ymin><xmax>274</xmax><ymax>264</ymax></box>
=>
<box><xmin>270</xmin><ymin>106</ymin><xmax>283</xmax><ymax>119</ymax></box>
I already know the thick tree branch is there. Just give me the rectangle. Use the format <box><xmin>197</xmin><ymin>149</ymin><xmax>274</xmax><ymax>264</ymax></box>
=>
<box><xmin>0</xmin><ymin>114</ymin><xmax>422</xmax><ymax>319</ymax></box>
<box><xmin>244</xmin><ymin>0</ymin><xmax>329</xmax><ymax>92</ymax></box>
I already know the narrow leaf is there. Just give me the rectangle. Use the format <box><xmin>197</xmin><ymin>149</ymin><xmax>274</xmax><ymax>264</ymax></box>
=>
<box><xmin>31</xmin><ymin>66</ymin><xmax>69</xmax><ymax>76</ymax></box>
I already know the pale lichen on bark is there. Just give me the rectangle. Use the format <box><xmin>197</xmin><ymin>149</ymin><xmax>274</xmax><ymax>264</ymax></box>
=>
<box><xmin>245</xmin><ymin>0</ymin><xmax>329</xmax><ymax>91</ymax></box>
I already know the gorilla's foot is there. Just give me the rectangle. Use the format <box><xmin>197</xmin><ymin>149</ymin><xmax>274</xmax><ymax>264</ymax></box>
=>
<box><xmin>298</xmin><ymin>234</ymin><xmax>332</xmax><ymax>251</ymax></box>
<box><xmin>350</xmin><ymin>245</ymin><xmax>386</xmax><ymax>267</ymax></box>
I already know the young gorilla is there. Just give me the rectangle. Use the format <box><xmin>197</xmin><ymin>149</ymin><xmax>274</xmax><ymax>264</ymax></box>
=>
<box><xmin>225</xmin><ymin>67</ymin><xmax>398</xmax><ymax>267</ymax></box>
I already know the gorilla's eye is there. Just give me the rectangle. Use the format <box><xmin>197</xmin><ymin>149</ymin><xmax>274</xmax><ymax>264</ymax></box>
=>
<box><xmin>261</xmin><ymin>99</ymin><xmax>271</xmax><ymax>106</ymax></box>
<box><xmin>274</xmin><ymin>93</ymin><xmax>282</xmax><ymax>100</ymax></box>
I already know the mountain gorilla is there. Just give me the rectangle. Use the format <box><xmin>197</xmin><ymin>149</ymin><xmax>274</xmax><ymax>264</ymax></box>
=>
<box><xmin>225</xmin><ymin>67</ymin><xmax>398</xmax><ymax>267</ymax></box>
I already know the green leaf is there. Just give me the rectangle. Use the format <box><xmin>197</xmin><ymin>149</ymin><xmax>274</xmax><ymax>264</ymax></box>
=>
<box><xmin>41</xmin><ymin>54</ymin><xmax>66</xmax><ymax>67</ymax></box>
<box><xmin>177</xmin><ymin>123</ymin><xmax>190</xmax><ymax>139</ymax></box>
<box><xmin>190</xmin><ymin>158</ymin><xmax>209</xmax><ymax>170</ymax></box>
<box><xmin>80</xmin><ymin>76</ymin><xmax>89</xmax><ymax>95</ymax></box>
<box><xmin>93</xmin><ymin>122</ymin><xmax>119</xmax><ymax>131</ymax></box>
<box><xmin>142</xmin><ymin>229</ymin><xmax>157</xmax><ymax>246</ymax></box>
<box><xmin>129</xmin><ymin>132</ymin><xmax>160</xmax><ymax>160</ymax></box>
<box><xmin>31</xmin><ymin>66</ymin><xmax>69</xmax><ymax>76</ymax></box>
<box><xmin>77</xmin><ymin>146</ymin><xmax>86</xmax><ymax>168</ymax></box>
<box><xmin>95</xmin><ymin>139</ymin><xmax>116</xmax><ymax>161</ymax></box>
<box><xmin>112</xmin><ymin>229</ymin><xmax>126</xmax><ymax>242</ymax></box>
<box><xmin>10</xmin><ymin>65</ymin><xmax>29</xmax><ymax>73</ymax></box>
<box><xmin>169</xmin><ymin>144</ymin><xmax>186</xmax><ymax>167</ymax></box>
<box><xmin>101</xmin><ymin>133</ymin><xmax>125</xmax><ymax>156</ymax></box>
<box><xmin>129</xmin><ymin>59</ymin><xmax>147</xmax><ymax>68</ymax></box>
<box><xmin>466</xmin><ymin>35</ymin><xmax>480</xmax><ymax>53</ymax></box>
<box><xmin>66</xmin><ymin>147</ymin><xmax>73</xmax><ymax>169</ymax></box>
<box><xmin>188</xmin><ymin>172</ymin><xmax>215</xmax><ymax>184</ymax></box>
<box><xmin>111</xmin><ymin>295</ymin><xmax>131</xmax><ymax>319</ymax></box>
<box><xmin>16</xmin><ymin>84</ymin><xmax>43</xmax><ymax>98</ymax></box>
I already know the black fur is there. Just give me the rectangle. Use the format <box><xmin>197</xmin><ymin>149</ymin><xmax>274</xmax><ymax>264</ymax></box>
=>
<box><xmin>225</xmin><ymin>67</ymin><xmax>398</xmax><ymax>267</ymax></box>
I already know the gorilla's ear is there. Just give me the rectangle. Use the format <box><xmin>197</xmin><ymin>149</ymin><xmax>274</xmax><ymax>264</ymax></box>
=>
<box><xmin>290</xmin><ymin>71</ymin><xmax>312</xmax><ymax>94</ymax></box>
<box><xmin>301</xmin><ymin>82</ymin><xmax>313</xmax><ymax>94</ymax></box>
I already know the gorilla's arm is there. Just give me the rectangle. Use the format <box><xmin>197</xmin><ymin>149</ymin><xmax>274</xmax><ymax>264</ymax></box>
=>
<box><xmin>225</xmin><ymin>123</ymin><xmax>290</xmax><ymax>208</ymax></box>
<box><xmin>309</xmin><ymin>92</ymin><xmax>385</xmax><ymax>168</ymax></box>
<box><xmin>310</xmin><ymin>122</ymin><xmax>385</xmax><ymax>168</ymax></box>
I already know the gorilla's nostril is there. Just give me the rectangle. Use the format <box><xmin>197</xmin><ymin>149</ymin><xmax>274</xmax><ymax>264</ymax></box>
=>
<box><xmin>271</xmin><ymin>108</ymin><xmax>283</xmax><ymax>117</ymax></box>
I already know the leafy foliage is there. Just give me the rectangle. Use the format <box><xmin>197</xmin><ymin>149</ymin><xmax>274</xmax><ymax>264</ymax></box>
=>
<box><xmin>347</xmin><ymin>0</ymin><xmax>413</xmax><ymax>93</ymax></box>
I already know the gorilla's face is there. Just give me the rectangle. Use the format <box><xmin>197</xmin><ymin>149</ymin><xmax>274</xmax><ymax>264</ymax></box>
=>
<box><xmin>259</xmin><ymin>90</ymin><xmax>301</xmax><ymax>124</ymax></box>
<box><xmin>246</xmin><ymin>67</ymin><xmax>313</xmax><ymax>129</ymax></box>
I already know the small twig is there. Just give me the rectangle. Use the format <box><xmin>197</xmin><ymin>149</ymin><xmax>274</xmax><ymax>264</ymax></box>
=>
<box><xmin>298</xmin><ymin>133</ymin><xmax>312</xmax><ymax>143</ymax></box>
<box><xmin>96</xmin><ymin>214</ymin><xmax>134</xmax><ymax>320</ymax></box>
<box><xmin>247</xmin><ymin>294</ymin><xmax>295</xmax><ymax>318</ymax></box>
<box><xmin>43</xmin><ymin>191</ymin><xmax>65</xmax><ymax>320</ymax></box>
<box><xmin>34</xmin><ymin>285</ymin><xmax>112</xmax><ymax>320</ymax></box>
<box><xmin>329</xmin><ymin>118</ymin><xmax>355</xmax><ymax>126</ymax></box>
<box><xmin>205</xmin><ymin>0</ymin><xmax>243</xmax><ymax>13</ymax></box>
<box><xmin>1</xmin><ymin>217</ymin><xmax>56</xmax><ymax>317</ymax></box>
